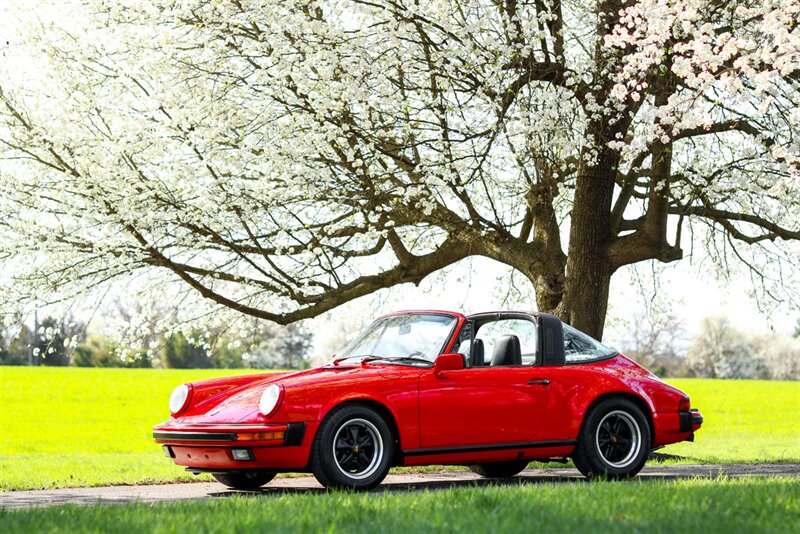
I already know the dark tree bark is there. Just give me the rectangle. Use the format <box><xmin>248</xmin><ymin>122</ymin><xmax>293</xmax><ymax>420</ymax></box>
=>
<box><xmin>561</xmin><ymin>147</ymin><xmax>620</xmax><ymax>339</ymax></box>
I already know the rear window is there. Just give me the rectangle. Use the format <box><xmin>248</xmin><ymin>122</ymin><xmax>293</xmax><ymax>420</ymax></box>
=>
<box><xmin>563</xmin><ymin>324</ymin><xmax>617</xmax><ymax>363</ymax></box>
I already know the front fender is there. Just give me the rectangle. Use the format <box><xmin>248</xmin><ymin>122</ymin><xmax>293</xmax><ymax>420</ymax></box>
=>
<box><xmin>271</xmin><ymin>368</ymin><xmax>425</xmax><ymax>450</ymax></box>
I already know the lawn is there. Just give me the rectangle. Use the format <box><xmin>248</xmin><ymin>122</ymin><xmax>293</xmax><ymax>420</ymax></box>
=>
<box><xmin>663</xmin><ymin>378</ymin><xmax>800</xmax><ymax>463</ymax></box>
<box><xmin>0</xmin><ymin>367</ymin><xmax>269</xmax><ymax>490</ymax></box>
<box><xmin>2</xmin><ymin>477</ymin><xmax>798</xmax><ymax>533</ymax></box>
<box><xmin>0</xmin><ymin>367</ymin><xmax>798</xmax><ymax>491</ymax></box>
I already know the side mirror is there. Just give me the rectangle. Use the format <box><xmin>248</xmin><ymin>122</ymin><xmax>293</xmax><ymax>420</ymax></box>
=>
<box><xmin>434</xmin><ymin>353</ymin><xmax>465</xmax><ymax>377</ymax></box>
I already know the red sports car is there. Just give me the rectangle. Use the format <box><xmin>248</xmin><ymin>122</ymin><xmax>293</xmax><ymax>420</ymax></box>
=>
<box><xmin>153</xmin><ymin>310</ymin><xmax>703</xmax><ymax>490</ymax></box>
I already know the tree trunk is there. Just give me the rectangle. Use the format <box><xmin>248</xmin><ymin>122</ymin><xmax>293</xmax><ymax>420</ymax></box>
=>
<box><xmin>555</xmin><ymin>0</ymin><xmax>630</xmax><ymax>341</ymax></box>
<box><xmin>528</xmin><ymin>166</ymin><xmax>567</xmax><ymax>313</ymax></box>
<box><xmin>559</xmin><ymin>146</ymin><xmax>620</xmax><ymax>340</ymax></box>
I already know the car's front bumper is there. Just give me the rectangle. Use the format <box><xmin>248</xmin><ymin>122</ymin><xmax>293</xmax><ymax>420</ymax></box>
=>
<box><xmin>153</xmin><ymin>422</ymin><xmax>306</xmax><ymax>445</ymax></box>
<box><xmin>153</xmin><ymin>421</ymin><xmax>316</xmax><ymax>471</ymax></box>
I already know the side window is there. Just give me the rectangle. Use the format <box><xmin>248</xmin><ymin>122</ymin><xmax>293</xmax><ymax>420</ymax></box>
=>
<box><xmin>563</xmin><ymin>324</ymin><xmax>617</xmax><ymax>363</ymax></box>
<box><xmin>474</xmin><ymin>318</ymin><xmax>538</xmax><ymax>366</ymax></box>
<box><xmin>455</xmin><ymin>338</ymin><xmax>471</xmax><ymax>360</ymax></box>
<box><xmin>454</xmin><ymin>321</ymin><xmax>473</xmax><ymax>361</ymax></box>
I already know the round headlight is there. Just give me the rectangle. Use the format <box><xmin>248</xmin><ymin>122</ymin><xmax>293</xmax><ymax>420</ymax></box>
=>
<box><xmin>259</xmin><ymin>384</ymin><xmax>283</xmax><ymax>416</ymax></box>
<box><xmin>169</xmin><ymin>384</ymin><xmax>191</xmax><ymax>415</ymax></box>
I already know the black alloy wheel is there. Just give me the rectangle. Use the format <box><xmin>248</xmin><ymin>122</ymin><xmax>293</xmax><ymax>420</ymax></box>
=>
<box><xmin>310</xmin><ymin>404</ymin><xmax>393</xmax><ymax>490</ymax></box>
<box><xmin>595</xmin><ymin>410</ymin><xmax>642</xmax><ymax>468</ymax></box>
<box><xmin>332</xmin><ymin>418</ymin><xmax>383</xmax><ymax>479</ymax></box>
<box><xmin>572</xmin><ymin>397</ymin><xmax>650</xmax><ymax>479</ymax></box>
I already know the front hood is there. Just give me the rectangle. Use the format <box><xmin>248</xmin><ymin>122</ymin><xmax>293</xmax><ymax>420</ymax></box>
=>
<box><xmin>174</xmin><ymin>365</ymin><xmax>403</xmax><ymax>424</ymax></box>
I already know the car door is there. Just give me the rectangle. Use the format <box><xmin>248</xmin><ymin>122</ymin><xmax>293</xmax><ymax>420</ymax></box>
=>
<box><xmin>416</xmin><ymin>315</ymin><xmax>551</xmax><ymax>449</ymax></box>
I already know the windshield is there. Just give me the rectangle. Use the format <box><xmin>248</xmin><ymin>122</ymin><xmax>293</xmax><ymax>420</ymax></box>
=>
<box><xmin>335</xmin><ymin>314</ymin><xmax>458</xmax><ymax>364</ymax></box>
<box><xmin>562</xmin><ymin>323</ymin><xmax>618</xmax><ymax>363</ymax></box>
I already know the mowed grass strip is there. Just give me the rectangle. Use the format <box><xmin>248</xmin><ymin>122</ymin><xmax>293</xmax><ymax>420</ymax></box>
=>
<box><xmin>2</xmin><ymin>477</ymin><xmax>798</xmax><ymax>533</ymax></box>
<box><xmin>1</xmin><ymin>367</ymin><xmax>798</xmax><ymax>490</ymax></box>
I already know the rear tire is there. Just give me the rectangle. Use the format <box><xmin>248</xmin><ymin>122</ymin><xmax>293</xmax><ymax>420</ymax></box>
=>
<box><xmin>310</xmin><ymin>404</ymin><xmax>393</xmax><ymax>490</ymax></box>
<box><xmin>212</xmin><ymin>470</ymin><xmax>276</xmax><ymax>490</ymax></box>
<box><xmin>469</xmin><ymin>460</ymin><xmax>529</xmax><ymax>478</ymax></box>
<box><xmin>572</xmin><ymin>398</ymin><xmax>650</xmax><ymax>479</ymax></box>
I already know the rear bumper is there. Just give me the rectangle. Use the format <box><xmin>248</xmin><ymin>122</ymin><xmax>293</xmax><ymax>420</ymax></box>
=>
<box><xmin>652</xmin><ymin>408</ymin><xmax>703</xmax><ymax>447</ymax></box>
<box><xmin>153</xmin><ymin>421</ymin><xmax>317</xmax><ymax>471</ymax></box>
<box><xmin>679</xmin><ymin>409</ymin><xmax>704</xmax><ymax>432</ymax></box>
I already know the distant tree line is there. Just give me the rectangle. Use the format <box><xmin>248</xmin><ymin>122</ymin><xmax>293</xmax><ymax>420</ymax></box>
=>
<box><xmin>0</xmin><ymin>316</ymin><xmax>314</xmax><ymax>369</ymax></box>
<box><xmin>3</xmin><ymin>311</ymin><xmax>796</xmax><ymax>378</ymax></box>
<box><xmin>621</xmin><ymin>315</ymin><xmax>800</xmax><ymax>380</ymax></box>
<box><xmin>0</xmin><ymin>317</ymin><xmax>85</xmax><ymax>367</ymax></box>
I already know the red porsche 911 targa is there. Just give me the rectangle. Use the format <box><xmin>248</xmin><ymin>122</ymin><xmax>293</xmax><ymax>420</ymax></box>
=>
<box><xmin>153</xmin><ymin>310</ymin><xmax>703</xmax><ymax>490</ymax></box>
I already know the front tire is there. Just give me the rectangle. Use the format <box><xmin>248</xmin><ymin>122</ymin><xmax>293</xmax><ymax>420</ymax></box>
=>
<box><xmin>310</xmin><ymin>404</ymin><xmax>393</xmax><ymax>490</ymax></box>
<box><xmin>469</xmin><ymin>460</ymin><xmax>529</xmax><ymax>478</ymax></box>
<box><xmin>212</xmin><ymin>470</ymin><xmax>276</xmax><ymax>490</ymax></box>
<box><xmin>572</xmin><ymin>398</ymin><xmax>650</xmax><ymax>479</ymax></box>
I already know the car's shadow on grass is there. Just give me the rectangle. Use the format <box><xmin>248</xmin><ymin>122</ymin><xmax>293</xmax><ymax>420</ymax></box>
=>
<box><xmin>206</xmin><ymin>475</ymin><xmax>576</xmax><ymax>499</ymax></box>
<box><xmin>377</xmin><ymin>474</ymin><xmax>589</xmax><ymax>493</ymax></box>
<box><xmin>203</xmin><ymin>462</ymin><xmax>800</xmax><ymax>498</ymax></box>
<box><xmin>207</xmin><ymin>469</ymin><xmax>722</xmax><ymax>499</ymax></box>
<box><xmin>204</xmin><ymin>461</ymin><xmax>800</xmax><ymax>500</ymax></box>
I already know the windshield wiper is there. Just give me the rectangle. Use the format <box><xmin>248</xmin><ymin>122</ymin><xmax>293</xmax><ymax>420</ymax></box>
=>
<box><xmin>330</xmin><ymin>355</ymin><xmax>380</xmax><ymax>366</ymax></box>
<box><xmin>380</xmin><ymin>356</ymin><xmax>434</xmax><ymax>367</ymax></box>
<box><xmin>331</xmin><ymin>355</ymin><xmax>433</xmax><ymax>367</ymax></box>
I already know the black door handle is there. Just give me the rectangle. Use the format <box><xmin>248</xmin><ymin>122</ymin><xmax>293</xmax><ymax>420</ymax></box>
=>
<box><xmin>527</xmin><ymin>378</ymin><xmax>550</xmax><ymax>386</ymax></box>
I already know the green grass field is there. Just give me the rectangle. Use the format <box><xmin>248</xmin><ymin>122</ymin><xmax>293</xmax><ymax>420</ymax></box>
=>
<box><xmin>2</xmin><ymin>477</ymin><xmax>798</xmax><ymax>533</ymax></box>
<box><xmin>0</xmin><ymin>367</ymin><xmax>268</xmax><ymax>490</ymax></box>
<box><xmin>663</xmin><ymin>378</ymin><xmax>800</xmax><ymax>463</ymax></box>
<box><xmin>0</xmin><ymin>367</ymin><xmax>798</xmax><ymax>491</ymax></box>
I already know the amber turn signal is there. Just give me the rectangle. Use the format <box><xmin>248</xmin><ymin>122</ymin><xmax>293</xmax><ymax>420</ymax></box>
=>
<box><xmin>235</xmin><ymin>431</ymin><xmax>285</xmax><ymax>441</ymax></box>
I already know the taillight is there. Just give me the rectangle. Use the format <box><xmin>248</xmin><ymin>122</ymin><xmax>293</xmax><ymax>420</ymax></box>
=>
<box><xmin>678</xmin><ymin>396</ymin><xmax>691</xmax><ymax>412</ymax></box>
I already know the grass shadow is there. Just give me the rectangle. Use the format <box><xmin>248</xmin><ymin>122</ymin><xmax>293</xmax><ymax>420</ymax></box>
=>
<box><xmin>206</xmin><ymin>461</ymin><xmax>800</xmax><ymax>501</ymax></box>
<box><xmin>209</xmin><ymin>473</ymin><xmax>595</xmax><ymax>500</ymax></box>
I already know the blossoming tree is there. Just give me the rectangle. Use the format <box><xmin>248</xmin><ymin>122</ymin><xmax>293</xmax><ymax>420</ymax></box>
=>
<box><xmin>1</xmin><ymin>0</ymin><xmax>798</xmax><ymax>340</ymax></box>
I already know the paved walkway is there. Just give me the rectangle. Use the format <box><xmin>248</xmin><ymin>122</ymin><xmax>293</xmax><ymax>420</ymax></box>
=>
<box><xmin>2</xmin><ymin>463</ymin><xmax>798</xmax><ymax>510</ymax></box>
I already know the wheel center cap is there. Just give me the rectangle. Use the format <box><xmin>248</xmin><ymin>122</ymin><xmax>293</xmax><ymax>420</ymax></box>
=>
<box><xmin>353</xmin><ymin>445</ymin><xmax>360</xmax><ymax>454</ymax></box>
<box><xmin>611</xmin><ymin>436</ymin><xmax>618</xmax><ymax>443</ymax></box>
